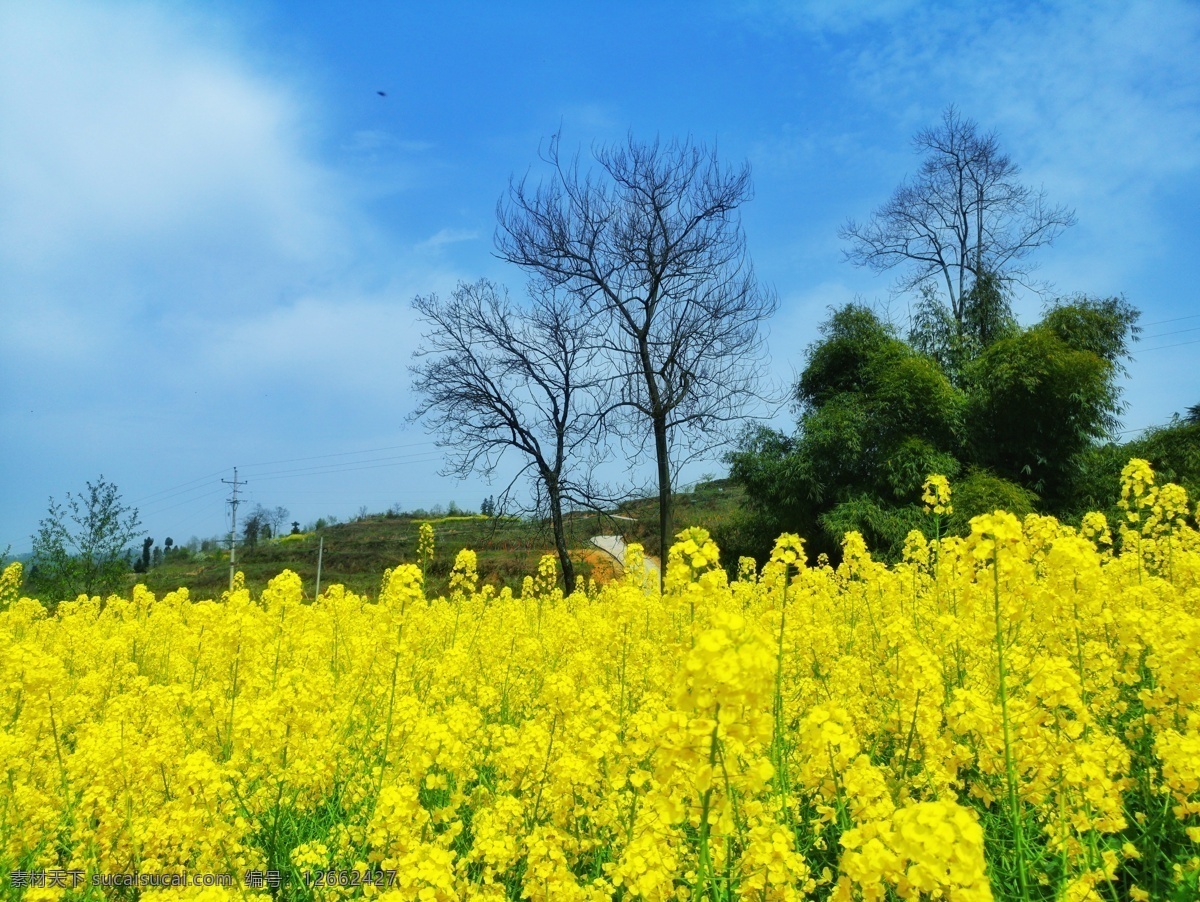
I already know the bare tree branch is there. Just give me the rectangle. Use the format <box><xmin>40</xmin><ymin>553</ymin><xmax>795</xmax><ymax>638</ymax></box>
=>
<box><xmin>840</xmin><ymin>106</ymin><xmax>1076</xmax><ymax>326</ymax></box>
<box><xmin>409</xmin><ymin>279</ymin><xmax>612</xmax><ymax>592</ymax></box>
<box><xmin>496</xmin><ymin>134</ymin><xmax>780</xmax><ymax>583</ymax></box>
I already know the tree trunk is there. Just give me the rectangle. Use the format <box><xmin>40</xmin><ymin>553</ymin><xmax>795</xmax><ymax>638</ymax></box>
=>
<box><xmin>653</xmin><ymin>413</ymin><xmax>672</xmax><ymax>594</ymax></box>
<box><xmin>548</xmin><ymin>487</ymin><xmax>576</xmax><ymax>594</ymax></box>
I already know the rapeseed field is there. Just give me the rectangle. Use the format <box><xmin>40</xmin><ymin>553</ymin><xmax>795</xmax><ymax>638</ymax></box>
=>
<box><xmin>1</xmin><ymin>461</ymin><xmax>1197</xmax><ymax>901</ymax></box>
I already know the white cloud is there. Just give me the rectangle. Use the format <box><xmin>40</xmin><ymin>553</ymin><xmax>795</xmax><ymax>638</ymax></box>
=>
<box><xmin>815</xmin><ymin>0</ymin><xmax>1200</xmax><ymax>296</ymax></box>
<box><xmin>0</xmin><ymin>1</ymin><xmax>467</xmax><ymax>550</ymax></box>
<box><xmin>0</xmin><ymin>1</ymin><xmax>352</xmax><ymax>319</ymax></box>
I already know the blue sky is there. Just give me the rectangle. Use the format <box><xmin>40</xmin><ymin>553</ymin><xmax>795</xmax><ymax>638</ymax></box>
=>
<box><xmin>2</xmin><ymin>0</ymin><xmax>1198</xmax><ymax>556</ymax></box>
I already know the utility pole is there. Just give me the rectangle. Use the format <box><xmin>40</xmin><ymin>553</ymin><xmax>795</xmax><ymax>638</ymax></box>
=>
<box><xmin>314</xmin><ymin>536</ymin><xmax>324</xmax><ymax>600</ymax></box>
<box><xmin>222</xmin><ymin>467</ymin><xmax>247</xmax><ymax>591</ymax></box>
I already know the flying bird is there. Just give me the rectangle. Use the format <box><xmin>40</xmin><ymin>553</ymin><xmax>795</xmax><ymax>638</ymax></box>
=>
<box><xmin>377</xmin><ymin>90</ymin><xmax>387</xmax><ymax>97</ymax></box>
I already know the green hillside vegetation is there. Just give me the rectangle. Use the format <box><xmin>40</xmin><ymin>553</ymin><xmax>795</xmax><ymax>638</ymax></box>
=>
<box><xmin>138</xmin><ymin>479</ymin><xmax>745</xmax><ymax>599</ymax></box>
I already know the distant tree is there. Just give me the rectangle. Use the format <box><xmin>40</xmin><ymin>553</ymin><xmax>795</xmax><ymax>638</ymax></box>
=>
<box><xmin>842</xmin><ymin>106</ymin><xmax>1075</xmax><ymax>332</ymax></box>
<box><xmin>290</xmin><ymin>521</ymin><xmax>301</xmax><ymax>535</ymax></box>
<box><xmin>29</xmin><ymin>475</ymin><xmax>143</xmax><ymax>601</ymax></box>
<box><xmin>411</xmin><ymin>278</ymin><xmax>612</xmax><ymax>592</ymax></box>
<box><xmin>270</xmin><ymin>506</ymin><xmax>289</xmax><ymax>537</ymax></box>
<box><xmin>163</xmin><ymin>537</ymin><xmax>174</xmax><ymax>556</ymax></box>
<box><xmin>151</xmin><ymin>546</ymin><xmax>162</xmax><ymax>568</ymax></box>
<box><xmin>137</xmin><ymin>536</ymin><xmax>154</xmax><ymax>573</ymax></box>
<box><xmin>242</xmin><ymin>512</ymin><xmax>262</xmax><ymax>548</ymax></box>
<box><xmin>497</xmin><ymin>134</ymin><xmax>779</xmax><ymax>585</ymax></box>
<box><xmin>480</xmin><ymin>495</ymin><xmax>496</xmax><ymax>517</ymax></box>
<box><xmin>243</xmin><ymin>504</ymin><xmax>279</xmax><ymax>547</ymax></box>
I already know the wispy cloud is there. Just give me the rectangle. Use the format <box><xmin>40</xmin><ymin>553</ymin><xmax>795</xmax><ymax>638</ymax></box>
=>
<box><xmin>416</xmin><ymin>227</ymin><xmax>480</xmax><ymax>251</ymax></box>
<box><xmin>344</xmin><ymin>130</ymin><xmax>436</xmax><ymax>155</ymax></box>
<box><xmin>0</xmin><ymin>1</ymin><xmax>462</xmax><ymax>548</ymax></box>
<box><xmin>782</xmin><ymin>0</ymin><xmax>1200</xmax><ymax>295</ymax></box>
<box><xmin>741</xmin><ymin>0</ymin><xmax>922</xmax><ymax>34</ymax></box>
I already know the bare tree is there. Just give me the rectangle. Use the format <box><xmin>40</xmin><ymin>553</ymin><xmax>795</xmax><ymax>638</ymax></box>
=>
<box><xmin>496</xmin><ymin>135</ymin><xmax>778</xmax><ymax>583</ymax></box>
<box><xmin>841</xmin><ymin>106</ymin><xmax>1076</xmax><ymax>329</ymax></box>
<box><xmin>410</xmin><ymin>278</ymin><xmax>610</xmax><ymax>593</ymax></box>
<box><xmin>270</xmin><ymin>505</ymin><xmax>289</xmax><ymax>538</ymax></box>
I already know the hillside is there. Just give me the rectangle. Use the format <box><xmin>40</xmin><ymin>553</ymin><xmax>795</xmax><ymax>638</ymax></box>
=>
<box><xmin>139</xmin><ymin>478</ymin><xmax>745</xmax><ymax>599</ymax></box>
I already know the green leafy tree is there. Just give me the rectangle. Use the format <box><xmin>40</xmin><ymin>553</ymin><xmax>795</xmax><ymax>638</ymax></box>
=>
<box><xmin>729</xmin><ymin>305</ymin><xmax>964</xmax><ymax>561</ymax></box>
<box><xmin>242</xmin><ymin>514</ymin><xmax>261</xmax><ymax>548</ymax></box>
<box><xmin>1071</xmin><ymin>411</ymin><xmax>1200</xmax><ymax>525</ymax></box>
<box><xmin>134</xmin><ymin>536</ymin><xmax>153</xmax><ymax>574</ymax></box>
<box><xmin>966</xmin><ymin>295</ymin><xmax>1139</xmax><ymax>511</ymax></box>
<box><xmin>242</xmin><ymin>504</ymin><xmax>275</xmax><ymax>549</ymax></box>
<box><xmin>946</xmin><ymin>469</ymin><xmax>1040</xmax><ymax>535</ymax></box>
<box><xmin>910</xmin><ymin>271</ymin><xmax>1019</xmax><ymax>385</ymax></box>
<box><xmin>29</xmin><ymin>475</ymin><xmax>143</xmax><ymax>601</ymax></box>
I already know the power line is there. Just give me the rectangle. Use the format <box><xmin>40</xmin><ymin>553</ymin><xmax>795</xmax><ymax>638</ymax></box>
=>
<box><xmin>1141</xmin><ymin>313</ymin><xmax>1200</xmax><ymax>327</ymax></box>
<box><xmin>132</xmin><ymin>452</ymin><xmax>452</xmax><ymax>543</ymax></box>
<box><xmin>139</xmin><ymin>485</ymin><xmax>228</xmax><ymax>518</ymax></box>
<box><xmin>249</xmin><ymin>454</ymin><xmax>446</xmax><ymax>483</ymax></box>
<box><xmin>1114</xmin><ymin>419</ymin><xmax>1180</xmax><ymax>436</ymax></box>
<box><xmin>131</xmin><ymin>468</ymin><xmax>229</xmax><ymax>506</ymax></box>
<box><xmin>246</xmin><ymin>449</ymin><xmax>443</xmax><ymax>479</ymax></box>
<box><xmin>126</xmin><ymin>441</ymin><xmax>439</xmax><ymax>510</ymax></box>
<box><xmin>1136</xmin><ymin>338</ymin><xmax>1200</xmax><ymax>354</ymax></box>
<box><xmin>1140</xmin><ymin>325</ymin><xmax>1200</xmax><ymax>341</ymax></box>
<box><xmin>237</xmin><ymin>440</ymin><xmax>438</xmax><ymax>472</ymax></box>
<box><xmin>154</xmin><ymin>504</ymin><xmax>225</xmax><ymax>541</ymax></box>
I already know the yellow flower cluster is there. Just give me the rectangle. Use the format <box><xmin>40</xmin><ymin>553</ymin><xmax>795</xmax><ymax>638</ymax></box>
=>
<box><xmin>418</xmin><ymin>521</ymin><xmax>436</xmax><ymax>579</ymax></box>
<box><xmin>1</xmin><ymin>460</ymin><xmax>1198</xmax><ymax>900</ymax></box>
<box><xmin>922</xmin><ymin>474</ymin><xmax>953</xmax><ymax>516</ymax></box>
<box><xmin>0</xmin><ymin>561</ymin><xmax>21</xmax><ymax>609</ymax></box>
<box><xmin>837</xmin><ymin>800</ymin><xmax>990</xmax><ymax>901</ymax></box>
<box><xmin>448</xmin><ymin>548</ymin><xmax>478</xmax><ymax>596</ymax></box>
